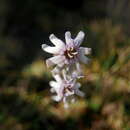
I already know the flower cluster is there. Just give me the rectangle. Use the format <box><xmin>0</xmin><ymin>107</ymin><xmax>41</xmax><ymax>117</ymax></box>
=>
<box><xmin>42</xmin><ymin>31</ymin><xmax>91</xmax><ymax>108</ymax></box>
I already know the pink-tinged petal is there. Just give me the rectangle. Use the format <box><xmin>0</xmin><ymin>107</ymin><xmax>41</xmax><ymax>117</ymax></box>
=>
<box><xmin>80</xmin><ymin>47</ymin><xmax>91</xmax><ymax>55</ymax></box>
<box><xmin>74</xmin><ymin>31</ymin><xmax>85</xmax><ymax>47</ymax></box>
<box><xmin>58</xmin><ymin>87</ymin><xmax>64</xmax><ymax>98</ymax></box>
<box><xmin>65</xmin><ymin>31</ymin><xmax>74</xmax><ymax>47</ymax></box>
<box><xmin>46</xmin><ymin>55</ymin><xmax>66</xmax><ymax>68</ymax></box>
<box><xmin>42</xmin><ymin>44</ymin><xmax>60</xmax><ymax>54</ymax></box>
<box><xmin>49</xmin><ymin>34</ymin><xmax>65</xmax><ymax>48</ymax></box>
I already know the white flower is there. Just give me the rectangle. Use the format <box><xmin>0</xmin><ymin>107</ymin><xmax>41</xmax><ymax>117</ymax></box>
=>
<box><xmin>42</xmin><ymin>31</ymin><xmax>91</xmax><ymax>75</ymax></box>
<box><xmin>41</xmin><ymin>30</ymin><xmax>91</xmax><ymax>108</ymax></box>
<box><xmin>49</xmin><ymin>74</ymin><xmax>85</xmax><ymax>107</ymax></box>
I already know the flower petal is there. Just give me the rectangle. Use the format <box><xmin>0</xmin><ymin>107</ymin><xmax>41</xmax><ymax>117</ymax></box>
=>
<box><xmin>65</xmin><ymin>31</ymin><xmax>74</xmax><ymax>47</ymax></box>
<box><xmin>51</xmin><ymin>66</ymin><xmax>63</xmax><ymax>75</ymax></box>
<box><xmin>52</xmin><ymin>95</ymin><xmax>62</xmax><ymax>102</ymax></box>
<box><xmin>74</xmin><ymin>31</ymin><xmax>85</xmax><ymax>47</ymax></box>
<box><xmin>49</xmin><ymin>34</ymin><xmax>65</xmax><ymax>48</ymax></box>
<box><xmin>42</xmin><ymin>44</ymin><xmax>60</xmax><ymax>54</ymax></box>
<box><xmin>49</xmin><ymin>81</ymin><xmax>58</xmax><ymax>88</ymax></box>
<box><xmin>65</xmin><ymin>91</ymin><xmax>74</xmax><ymax>97</ymax></box>
<box><xmin>53</xmin><ymin>74</ymin><xmax>63</xmax><ymax>83</ymax></box>
<box><xmin>76</xmin><ymin>62</ymin><xmax>82</xmax><ymax>75</ymax></box>
<box><xmin>75</xmin><ymin>83</ymin><xmax>81</xmax><ymax>88</ymax></box>
<box><xmin>80</xmin><ymin>47</ymin><xmax>91</xmax><ymax>55</ymax></box>
<box><xmin>79</xmin><ymin>54</ymin><xmax>90</xmax><ymax>64</ymax></box>
<box><xmin>75</xmin><ymin>83</ymin><xmax>85</xmax><ymax>97</ymax></box>
<box><xmin>46</xmin><ymin>55</ymin><xmax>65</xmax><ymax>68</ymax></box>
<box><xmin>62</xmin><ymin>69</ymin><xmax>67</xmax><ymax>81</ymax></box>
<box><xmin>75</xmin><ymin>90</ymin><xmax>85</xmax><ymax>97</ymax></box>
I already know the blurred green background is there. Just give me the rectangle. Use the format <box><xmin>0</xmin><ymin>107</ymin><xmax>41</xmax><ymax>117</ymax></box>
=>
<box><xmin>0</xmin><ymin>0</ymin><xmax>130</xmax><ymax>130</ymax></box>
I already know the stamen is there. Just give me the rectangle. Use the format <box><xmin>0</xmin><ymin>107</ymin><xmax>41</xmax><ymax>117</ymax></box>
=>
<box><xmin>64</xmin><ymin>47</ymin><xmax>78</xmax><ymax>59</ymax></box>
<box><xmin>70</xmin><ymin>47</ymin><xmax>73</xmax><ymax>51</ymax></box>
<box><xmin>63</xmin><ymin>85</ymin><xmax>73</xmax><ymax>94</ymax></box>
<box><xmin>67</xmin><ymin>53</ymin><xmax>73</xmax><ymax>58</ymax></box>
<box><xmin>71</xmin><ymin>52</ymin><xmax>78</xmax><ymax>55</ymax></box>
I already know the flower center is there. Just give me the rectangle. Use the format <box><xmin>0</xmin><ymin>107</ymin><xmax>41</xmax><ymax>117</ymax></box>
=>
<box><xmin>63</xmin><ymin>85</ymin><xmax>73</xmax><ymax>94</ymax></box>
<box><xmin>64</xmin><ymin>47</ymin><xmax>78</xmax><ymax>59</ymax></box>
